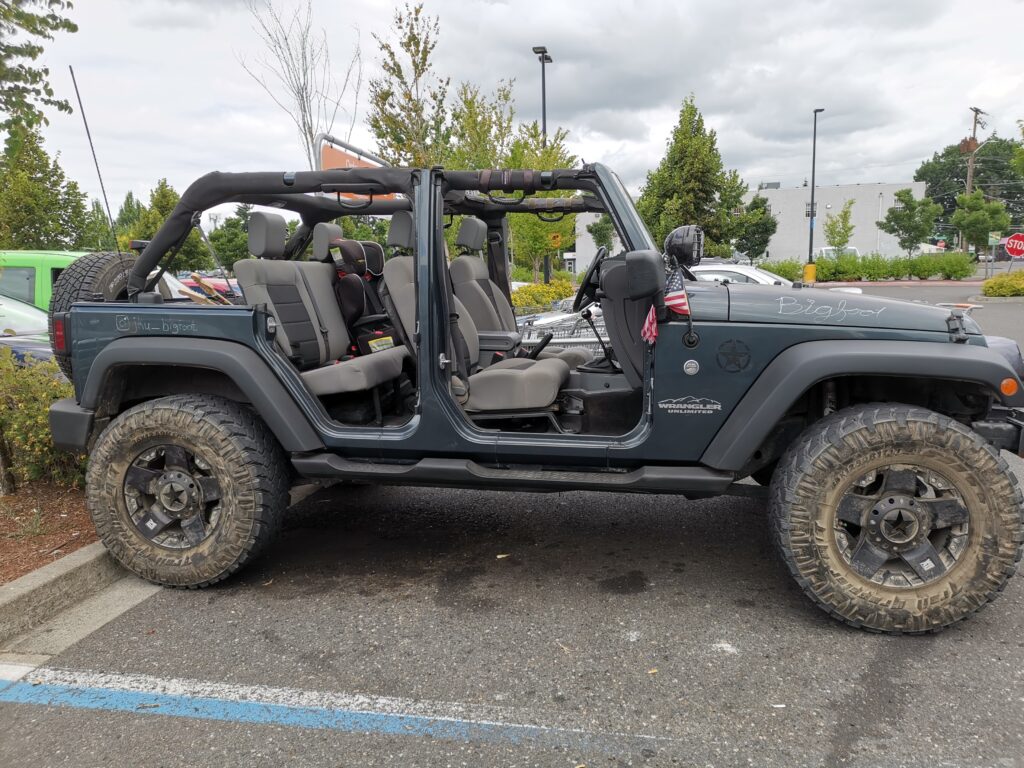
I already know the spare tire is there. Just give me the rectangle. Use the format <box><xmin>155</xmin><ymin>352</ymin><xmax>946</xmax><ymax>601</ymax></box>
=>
<box><xmin>48</xmin><ymin>251</ymin><xmax>136</xmax><ymax>380</ymax></box>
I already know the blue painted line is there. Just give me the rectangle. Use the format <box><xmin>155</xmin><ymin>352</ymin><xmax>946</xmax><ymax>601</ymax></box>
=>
<box><xmin>0</xmin><ymin>680</ymin><xmax>657</xmax><ymax>755</ymax></box>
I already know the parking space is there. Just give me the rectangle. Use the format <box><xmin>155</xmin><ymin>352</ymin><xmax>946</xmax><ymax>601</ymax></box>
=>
<box><xmin>2</xmin><ymin>285</ymin><xmax>1023</xmax><ymax>767</ymax></box>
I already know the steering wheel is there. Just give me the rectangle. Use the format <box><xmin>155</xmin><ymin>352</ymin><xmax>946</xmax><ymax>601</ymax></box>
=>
<box><xmin>572</xmin><ymin>246</ymin><xmax>608</xmax><ymax>312</ymax></box>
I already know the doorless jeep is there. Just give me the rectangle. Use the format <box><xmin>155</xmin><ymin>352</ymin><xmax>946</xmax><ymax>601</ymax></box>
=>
<box><xmin>48</xmin><ymin>163</ymin><xmax>1024</xmax><ymax>634</ymax></box>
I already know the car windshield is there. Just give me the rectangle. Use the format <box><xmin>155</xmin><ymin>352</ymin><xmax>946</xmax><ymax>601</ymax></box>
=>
<box><xmin>0</xmin><ymin>297</ymin><xmax>47</xmax><ymax>336</ymax></box>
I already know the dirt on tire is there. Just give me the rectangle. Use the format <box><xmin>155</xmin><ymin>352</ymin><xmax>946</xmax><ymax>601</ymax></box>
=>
<box><xmin>48</xmin><ymin>251</ymin><xmax>136</xmax><ymax>380</ymax></box>
<box><xmin>770</xmin><ymin>402</ymin><xmax>1024</xmax><ymax>633</ymax></box>
<box><xmin>86</xmin><ymin>394</ymin><xmax>289</xmax><ymax>588</ymax></box>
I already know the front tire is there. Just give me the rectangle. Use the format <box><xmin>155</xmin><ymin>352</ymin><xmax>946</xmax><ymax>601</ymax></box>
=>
<box><xmin>86</xmin><ymin>395</ymin><xmax>289</xmax><ymax>587</ymax></box>
<box><xmin>770</xmin><ymin>403</ymin><xmax>1023</xmax><ymax>633</ymax></box>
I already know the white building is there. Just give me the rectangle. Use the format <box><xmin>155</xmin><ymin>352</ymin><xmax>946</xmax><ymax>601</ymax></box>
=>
<box><xmin>749</xmin><ymin>181</ymin><xmax>928</xmax><ymax>260</ymax></box>
<box><xmin>569</xmin><ymin>211</ymin><xmax>622</xmax><ymax>277</ymax></box>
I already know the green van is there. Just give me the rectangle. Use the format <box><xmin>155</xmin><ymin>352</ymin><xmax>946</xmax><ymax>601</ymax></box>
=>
<box><xmin>0</xmin><ymin>251</ymin><xmax>88</xmax><ymax>310</ymax></box>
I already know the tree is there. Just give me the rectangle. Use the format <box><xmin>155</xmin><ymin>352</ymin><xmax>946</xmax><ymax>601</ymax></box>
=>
<box><xmin>915</xmin><ymin>136</ymin><xmax>1024</xmax><ymax>226</ymax></box>
<box><xmin>207</xmin><ymin>207</ymin><xmax>252</xmax><ymax>272</ymax></box>
<box><xmin>367</xmin><ymin>2</ymin><xmax>451</xmax><ymax>167</ymax></box>
<box><xmin>341</xmin><ymin>214</ymin><xmax>389</xmax><ymax>245</ymax></box>
<box><xmin>241</xmin><ymin>0</ymin><xmax>363</xmax><ymax>170</ymax></box>
<box><xmin>1013</xmin><ymin>121</ymin><xmax>1024</xmax><ymax>178</ymax></box>
<box><xmin>0</xmin><ymin>0</ymin><xmax>78</xmax><ymax>130</ymax></box>
<box><xmin>876</xmin><ymin>189</ymin><xmax>942</xmax><ymax>257</ymax></box>
<box><xmin>448</xmin><ymin>80</ymin><xmax>515</xmax><ymax>170</ymax></box>
<box><xmin>0</xmin><ymin>127</ymin><xmax>86</xmax><ymax>249</ymax></box>
<box><xmin>78</xmin><ymin>199</ymin><xmax>117</xmax><ymax>251</ymax></box>
<box><xmin>636</xmin><ymin>96</ymin><xmax>733</xmax><ymax>251</ymax></box>
<box><xmin>734</xmin><ymin>195</ymin><xmax>777</xmax><ymax>262</ymax></box>
<box><xmin>505</xmin><ymin>122</ymin><xmax>577</xmax><ymax>280</ymax></box>
<box><xmin>823</xmin><ymin>199</ymin><xmax>855</xmax><ymax>254</ymax></box>
<box><xmin>115</xmin><ymin>191</ymin><xmax>144</xmax><ymax>232</ymax></box>
<box><xmin>950</xmin><ymin>190</ymin><xmax>1010</xmax><ymax>257</ymax></box>
<box><xmin>586</xmin><ymin>214</ymin><xmax>615</xmax><ymax>251</ymax></box>
<box><xmin>126</xmin><ymin>179</ymin><xmax>211</xmax><ymax>272</ymax></box>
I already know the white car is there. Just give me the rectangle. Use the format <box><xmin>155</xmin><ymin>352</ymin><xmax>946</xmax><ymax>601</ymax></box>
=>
<box><xmin>691</xmin><ymin>263</ymin><xmax>863</xmax><ymax>294</ymax></box>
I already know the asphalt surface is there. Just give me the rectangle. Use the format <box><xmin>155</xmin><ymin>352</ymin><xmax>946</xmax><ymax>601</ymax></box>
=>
<box><xmin>2</xmin><ymin>284</ymin><xmax>1024</xmax><ymax>768</ymax></box>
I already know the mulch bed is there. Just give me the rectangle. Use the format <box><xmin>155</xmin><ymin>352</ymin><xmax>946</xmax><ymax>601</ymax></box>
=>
<box><xmin>0</xmin><ymin>482</ymin><xmax>95</xmax><ymax>585</ymax></box>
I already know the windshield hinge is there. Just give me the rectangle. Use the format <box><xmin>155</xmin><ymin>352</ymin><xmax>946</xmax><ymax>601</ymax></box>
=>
<box><xmin>946</xmin><ymin>311</ymin><xmax>969</xmax><ymax>343</ymax></box>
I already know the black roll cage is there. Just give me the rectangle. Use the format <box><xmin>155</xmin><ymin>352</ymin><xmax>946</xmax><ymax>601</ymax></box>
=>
<box><xmin>127</xmin><ymin>165</ymin><xmax>611</xmax><ymax>298</ymax></box>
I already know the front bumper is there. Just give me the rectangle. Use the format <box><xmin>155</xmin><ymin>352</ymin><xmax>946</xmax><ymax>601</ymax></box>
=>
<box><xmin>973</xmin><ymin>407</ymin><xmax>1024</xmax><ymax>457</ymax></box>
<box><xmin>49</xmin><ymin>398</ymin><xmax>94</xmax><ymax>453</ymax></box>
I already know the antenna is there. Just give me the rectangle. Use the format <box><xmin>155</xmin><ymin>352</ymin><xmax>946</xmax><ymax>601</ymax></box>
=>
<box><xmin>69</xmin><ymin>66</ymin><xmax>120</xmax><ymax>255</ymax></box>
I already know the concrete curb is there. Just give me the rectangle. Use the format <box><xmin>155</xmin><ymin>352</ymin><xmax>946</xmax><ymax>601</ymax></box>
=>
<box><xmin>814</xmin><ymin>279</ymin><xmax>985</xmax><ymax>288</ymax></box>
<box><xmin>968</xmin><ymin>295</ymin><xmax>1024</xmax><ymax>304</ymax></box>
<box><xmin>0</xmin><ymin>542</ymin><xmax>124</xmax><ymax>646</ymax></box>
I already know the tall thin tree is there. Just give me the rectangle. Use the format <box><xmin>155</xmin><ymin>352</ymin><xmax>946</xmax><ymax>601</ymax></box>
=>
<box><xmin>240</xmin><ymin>0</ymin><xmax>363</xmax><ymax>170</ymax></box>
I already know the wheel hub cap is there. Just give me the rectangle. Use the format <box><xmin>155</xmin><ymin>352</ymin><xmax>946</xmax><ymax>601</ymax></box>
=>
<box><xmin>867</xmin><ymin>495</ymin><xmax>926</xmax><ymax>551</ymax></box>
<box><xmin>154</xmin><ymin>470</ymin><xmax>199</xmax><ymax>517</ymax></box>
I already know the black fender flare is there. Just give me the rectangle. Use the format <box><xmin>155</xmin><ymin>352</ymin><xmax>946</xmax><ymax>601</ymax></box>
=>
<box><xmin>701</xmin><ymin>339</ymin><xmax>1024</xmax><ymax>472</ymax></box>
<box><xmin>81</xmin><ymin>337</ymin><xmax>324</xmax><ymax>453</ymax></box>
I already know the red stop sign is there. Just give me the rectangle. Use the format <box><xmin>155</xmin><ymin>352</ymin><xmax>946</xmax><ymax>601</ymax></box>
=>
<box><xmin>1006</xmin><ymin>233</ymin><xmax>1024</xmax><ymax>258</ymax></box>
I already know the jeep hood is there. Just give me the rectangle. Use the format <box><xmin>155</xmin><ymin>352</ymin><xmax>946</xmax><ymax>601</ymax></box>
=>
<box><xmin>724</xmin><ymin>283</ymin><xmax>981</xmax><ymax>334</ymax></box>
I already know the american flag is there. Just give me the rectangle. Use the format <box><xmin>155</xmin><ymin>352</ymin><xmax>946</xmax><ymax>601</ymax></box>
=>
<box><xmin>641</xmin><ymin>305</ymin><xmax>658</xmax><ymax>343</ymax></box>
<box><xmin>664</xmin><ymin>268</ymin><xmax>690</xmax><ymax>317</ymax></box>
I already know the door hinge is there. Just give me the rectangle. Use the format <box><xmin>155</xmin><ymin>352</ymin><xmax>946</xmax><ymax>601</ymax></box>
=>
<box><xmin>438</xmin><ymin>353</ymin><xmax>451</xmax><ymax>370</ymax></box>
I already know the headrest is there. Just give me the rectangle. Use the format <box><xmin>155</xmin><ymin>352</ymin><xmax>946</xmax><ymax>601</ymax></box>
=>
<box><xmin>360</xmin><ymin>241</ymin><xmax>385</xmax><ymax>276</ymax></box>
<box><xmin>382</xmin><ymin>254</ymin><xmax>415</xmax><ymax>286</ymax></box>
<box><xmin>387</xmin><ymin>210</ymin><xmax>415</xmax><ymax>250</ymax></box>
<box><xmin>312</xmin><ymin>222</ymin><xmax>344</xmax><ymax>262</ymax></box>
<box><xmin>455</xmin><ymin>217</ymin><xmax>487</xmax><ymax>252</ymax></box>
<box><xmin>337</xmin><ymin>240</ymin><xmax>367</xmax><ymax>276</ymax></box>
<box><xmin>450</xmin><ymin>254</ymin><xmax>489</xmax><ymax>284</ymax></box>
<box><xmin>248</xmin><ymin>212</ymin><xmax>288</xmax><ymax>259</ymax></box>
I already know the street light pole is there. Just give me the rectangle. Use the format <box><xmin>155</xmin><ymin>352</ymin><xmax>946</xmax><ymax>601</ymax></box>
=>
<box><xmin>532</xmin><ymin>46</ymin><xmax>553</xmax><ymax>147</ymax></box>
<box><xmin>807</xmin><ymin>108</ymin><xmax>825</xmax><ymax>265</ymax></box>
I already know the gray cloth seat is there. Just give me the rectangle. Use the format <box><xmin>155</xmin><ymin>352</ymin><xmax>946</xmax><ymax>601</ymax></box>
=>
<box><xmin>380</xmin><ymin>245</ymin><xmax>569</xmax><ymax>414</ymax></box>
<box><xmin>449</xmin><ymin>218</ymin><xmax>592</xmax><ymax>369</ymax></box>
<box><xmin>235</xmin><ymin>213</ymin><xmax>407</xmax><ymax>398</ymax></box>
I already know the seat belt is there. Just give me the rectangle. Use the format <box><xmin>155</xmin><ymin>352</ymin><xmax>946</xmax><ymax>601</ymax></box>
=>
<box><xmin>296</xmin><ymin>266</ymin><xmax>331</xmax><ymax>359</ymax></box>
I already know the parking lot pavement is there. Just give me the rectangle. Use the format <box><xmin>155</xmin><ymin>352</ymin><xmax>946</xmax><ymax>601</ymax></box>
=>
<box><xmin>1</xmin><ymin>285</ymin><xmax>1022</xmax><ymax>767</ymax></box>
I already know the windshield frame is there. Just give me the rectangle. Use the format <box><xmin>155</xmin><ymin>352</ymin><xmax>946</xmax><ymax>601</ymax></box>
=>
<box><xmin>591</xmin><ymin>163</ymin><xmax>657</xmax><ymax>252</ymax></box>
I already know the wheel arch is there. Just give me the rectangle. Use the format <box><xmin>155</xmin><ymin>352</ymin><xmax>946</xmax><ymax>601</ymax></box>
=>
<box><xmin>81</xmin><ymin>337</ymin><xmax>324</xmax><ymax>453</ymax></box>
<box><xmin>702</xmin><ymin>339</ymin><xmax>1024</xmax><ymax>472</ymax></box>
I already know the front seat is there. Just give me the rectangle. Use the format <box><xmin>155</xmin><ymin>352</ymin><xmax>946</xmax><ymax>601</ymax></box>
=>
<box><xmin>235</xmin><ymin>213</ymin><xmax>408</xmax><ymax>398</ymax></box>
<box><xmin>448</xmin><ymin>217</ymin><xmax>593</xmax><ymax>369</ymax></box>
<box><xmin>380</xmin><ymin>214</ymin><xmax>568</xmax><ymax>413</ymax></box>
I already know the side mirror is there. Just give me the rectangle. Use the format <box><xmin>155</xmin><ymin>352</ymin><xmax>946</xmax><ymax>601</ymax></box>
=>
<box><xmin>625</xmin><ymin>250</ymin><xmax>665</xmax><ymax>300</ymax></box>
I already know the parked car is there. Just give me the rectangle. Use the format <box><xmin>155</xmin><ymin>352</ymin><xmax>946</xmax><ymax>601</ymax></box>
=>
<box><xmin>692</xmin><ymin>263</ymin><xmax>863</xmax><ymax>293</ymax></box>
<box><xmin>0</xmin><ymin>295</ymin><xmax>53</xmax><ymax>364</ymax></box>
<box><xmin>0</xmin><ymin>250</ymin><xmax>87</xmax><ymax>310</ymax></box>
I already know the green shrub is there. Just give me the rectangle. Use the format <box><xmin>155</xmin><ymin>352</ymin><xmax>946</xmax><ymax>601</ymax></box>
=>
<box><xmin>982</xmin><ymin>271</ymin><xmax>1024</xmax><ymax>297</ymax></box>
<box><xmin>934</xmin><ymin>252</ymin><xmax>974</xmax><ymax>280</ymax></box>
<box><xmin>0</xmin><ymin>350</ymin><xmax>85</xmax><ymax>489</ymax></box>
<box><xmin>510</xmin><ymin>265</ymin><xmax>533</xmax><ymax>282</ymax></box>
<box><xmin>814</xmin><ymin>257</ymin><xmax>838</xmax><ymax>282</ymax></box>
<box><xmin>859</xmin><ymin>253</ymin><xmax>890</xmax><ymax>281</ymax></box>
<box><xmin>510</xmin><ymin>279</ymin><xmax>574</xmax><ymax>308</ymax></box>
<box><xmin>908</xmin><ymin>254</ymin><xmax>940</xmax><ymax>280</ymax></box>
<box><xmin>887</xmin><ymin>257</ymin><xmax>911</xmax><ymax>280</ymax></box>
<box><xmin>765</xmin><ymin>260</ymin><xmax>803</xmax><ymax>282</ymax></box>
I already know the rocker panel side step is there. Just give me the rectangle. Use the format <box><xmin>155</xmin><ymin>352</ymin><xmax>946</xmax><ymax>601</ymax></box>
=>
<box><xmin>290</xmin><ymin>454</ymin><xmax>734</xmax><ymax>496</ymax></box>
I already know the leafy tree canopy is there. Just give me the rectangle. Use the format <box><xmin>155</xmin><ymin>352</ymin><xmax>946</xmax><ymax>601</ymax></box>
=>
<box><xmin>876</xmin><ymin>189</ymin><xmax>942</xmax><ymax>257</ymax></box>
<box><xmin>950</xmin><ymin>190</ymin><xmax>1010</xmax><ymax>255</ymax></box>
<box><xmin>734</xmin><ymin>194</ymin><xmax>777</xmax><ymax>262</ymax></box>
<box><xmin>0</xmin><ymin>0</ymin><xmax>78</xmax><ymax>130</ymax></box>
<box><xmin>823</xmin><ymin>199</ymin><xmax>856</xmax><ymax>254</ymax></box>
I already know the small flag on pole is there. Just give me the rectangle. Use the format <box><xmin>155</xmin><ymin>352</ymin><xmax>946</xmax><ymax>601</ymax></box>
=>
<box><xmin>641</xmin><ymin>305</ymin><xmax>658</xmax><ymax>344</ymax></box>
<box><xmin>665</xmin><ymin>267</ymin><xmax>690</xmax><ymax>316</ymax></box>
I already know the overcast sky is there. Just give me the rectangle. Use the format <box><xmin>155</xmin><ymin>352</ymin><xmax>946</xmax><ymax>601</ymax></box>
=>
<box><xmin>37</xmin><ymin>0</ymin><xmax>1024</xmax><ymax>214</ymax></box>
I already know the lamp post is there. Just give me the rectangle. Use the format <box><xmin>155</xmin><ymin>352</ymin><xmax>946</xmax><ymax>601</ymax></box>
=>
<box><xmin>532</xmin><ymin>46</ymin><xmax>553</xmax><ymax>147</ymax></box>
<box><xmin>807</xmin><ymin>108</ymin><xmax>825</xmax><ymax>266</ymax></box>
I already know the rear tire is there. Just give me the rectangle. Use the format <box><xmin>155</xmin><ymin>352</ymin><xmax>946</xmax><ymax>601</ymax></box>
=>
<box><xmin>48</xmin><ymin>250</ymin><xmax>136</xmax><ymax>379</ymax></box>
<box><xmin>770</xmin><ymin>403</ymin><xmax>1024</xmax><ymax>633</ymax></box>
<box><xmin>86</xmin><ymin>394</ymin><xmax>289</xmax><ymax>588</ymax></box>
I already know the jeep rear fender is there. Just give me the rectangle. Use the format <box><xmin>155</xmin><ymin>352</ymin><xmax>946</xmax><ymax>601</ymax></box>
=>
<box><xmin>81</xmin><ymin>337</ymin><xmax>323</xmax><ymax>453</ymax></box>
<box><xmin>701</xmin><ymin>339</ymin><xmax>1024</xmax><ymax>472</ymax></box>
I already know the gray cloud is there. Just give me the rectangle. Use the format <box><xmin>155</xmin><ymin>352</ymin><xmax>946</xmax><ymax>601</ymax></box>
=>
<box><xmin>38</xmin><ymin>0</ymin><xmax>1023</xmax><ymax>208</ymax></box>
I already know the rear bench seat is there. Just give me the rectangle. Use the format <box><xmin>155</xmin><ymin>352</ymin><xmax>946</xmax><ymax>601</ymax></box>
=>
<box><xmin>234</xmin><ymin>213</ymin><xmax>408</xmax><ymax>398</ymax></box>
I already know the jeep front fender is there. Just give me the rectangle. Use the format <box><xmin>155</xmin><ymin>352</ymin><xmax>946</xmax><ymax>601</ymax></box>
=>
<box><xmin>78</xmin><ymin>337</ymin><xmax>324</xmax><ymax>453</ymax></box>
<box><xmin>701</xmin><ymin>339</ymin><xmax>1024</xmax><ymax>472</ymax></box>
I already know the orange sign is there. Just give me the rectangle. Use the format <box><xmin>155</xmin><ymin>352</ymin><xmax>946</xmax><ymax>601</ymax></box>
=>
<box><xmin>319</xmin><ymin>144</ymin><xmax>395</xmax><ymax>200</ymax></box>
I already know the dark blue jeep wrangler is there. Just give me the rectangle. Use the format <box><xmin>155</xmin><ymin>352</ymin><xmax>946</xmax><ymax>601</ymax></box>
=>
<box><xmin>47</xmin><ymin>163</ymin><xmax>1024</xmax><ymax>633</ymax></box>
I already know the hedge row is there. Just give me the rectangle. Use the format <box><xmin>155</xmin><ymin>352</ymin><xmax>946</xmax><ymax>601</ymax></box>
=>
<box><xmin>767</xmin><ymin>252</ymin><xmax>975</xmax><ymax>283</ymax></box>
<box><xmin>0</xmin><ymin>350</ymin><xmax>85</xmax><ymax>491</ymax></box>
<box><xmin>510</xmin><ymin>278</ymin><xmax>575</xmax><ymax>309</ymax></box>
<box><xmin>981</xmin><ymin>271</ymin><xmax>1024</xmax><ymax>297</ymax></box>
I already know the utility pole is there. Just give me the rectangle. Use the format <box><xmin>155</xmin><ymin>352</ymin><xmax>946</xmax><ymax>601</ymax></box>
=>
<box><xmin>960</xmin><ymin>106</ymin><xmax>988</xmax><ymax>252</ymax></box>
